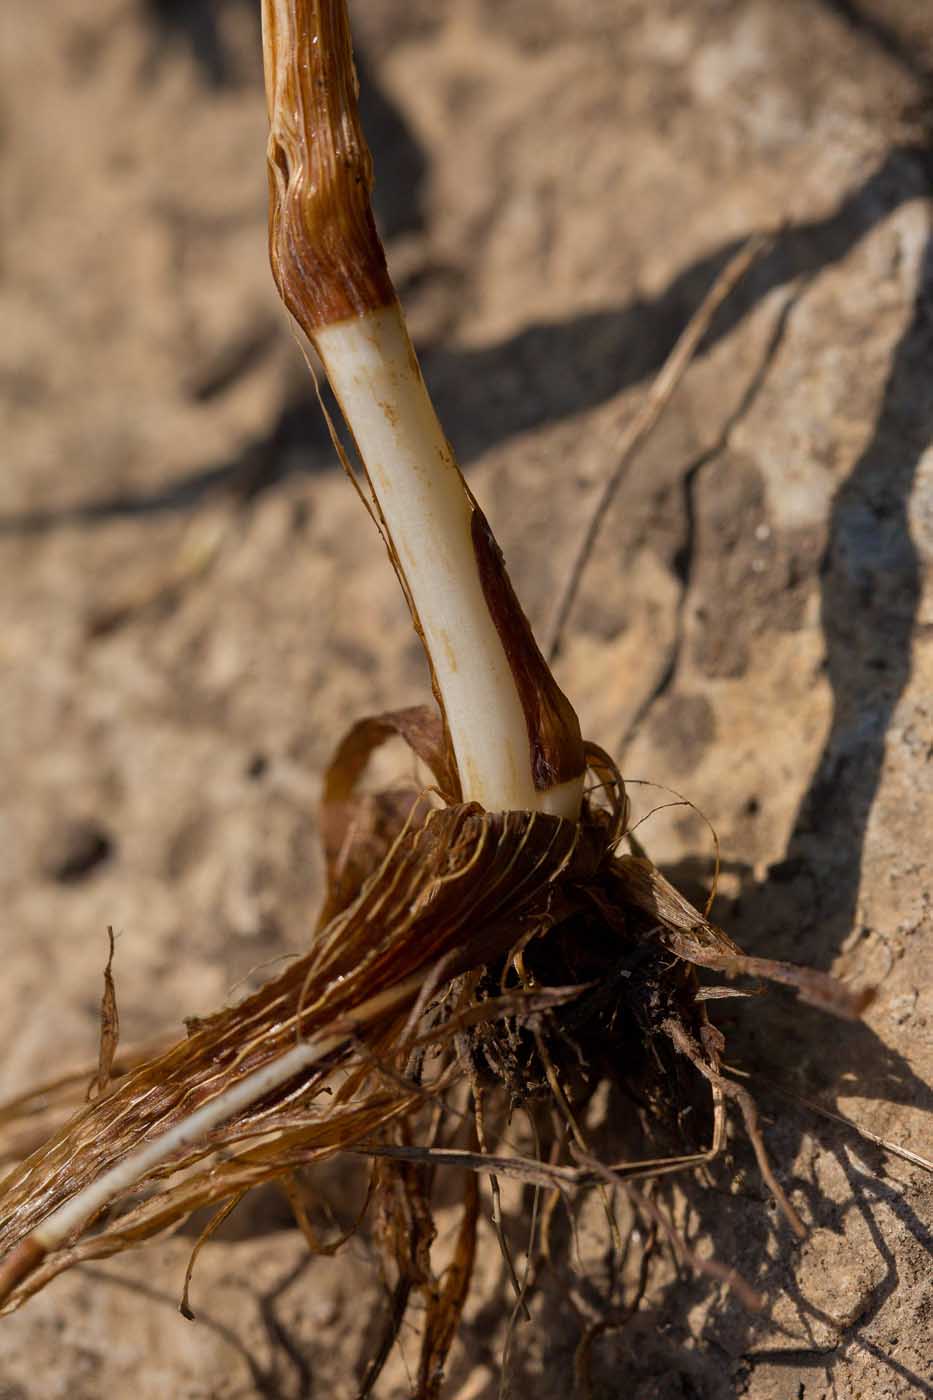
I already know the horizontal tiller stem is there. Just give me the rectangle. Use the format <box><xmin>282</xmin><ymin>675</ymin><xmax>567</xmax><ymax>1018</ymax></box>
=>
<box><xmin>28</xmin><ymin>1032</ymin><xmax>344</xmax><ymax>1257</ymax></box>
<box><xmin>0</xmin><ymin>971</ymin><xmax>432</xmax><ymax>1297</ymax></box>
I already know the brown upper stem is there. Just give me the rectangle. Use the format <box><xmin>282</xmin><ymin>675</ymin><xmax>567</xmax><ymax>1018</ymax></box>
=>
<box><xmin>262</xmin><ymin>0</ymin><xmax>395</xmax><ymax>332</ymax></box>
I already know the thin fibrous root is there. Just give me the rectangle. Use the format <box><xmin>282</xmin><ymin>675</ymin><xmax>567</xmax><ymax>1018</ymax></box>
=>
<box><xmin>663</xmin><ymin>1017</ymin><xmax>807</xmax><ymax>1239</ymax></box>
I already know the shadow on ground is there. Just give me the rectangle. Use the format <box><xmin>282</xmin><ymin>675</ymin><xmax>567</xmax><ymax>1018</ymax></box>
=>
<box><xmin>2</xmin><ymin>144</ymin><xmax>929</xmax><ymax>538</ymax></box>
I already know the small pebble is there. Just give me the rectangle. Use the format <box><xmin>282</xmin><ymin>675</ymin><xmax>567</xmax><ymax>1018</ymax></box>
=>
<box><xmin>41</xmin><ymin>819</ymin><xmax>114</xmax><ymax>884</ymax></box>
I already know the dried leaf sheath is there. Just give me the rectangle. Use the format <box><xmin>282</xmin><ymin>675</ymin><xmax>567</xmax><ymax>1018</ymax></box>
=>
<box><xmin>0</xmin><ymin>801</ymin><xmax>597</xmax><ymax>1307</ymax></box>
<box><xmin>263</xmin><ymin>0</ymin><xmax>393</xmax><ymax>328</ymax></box>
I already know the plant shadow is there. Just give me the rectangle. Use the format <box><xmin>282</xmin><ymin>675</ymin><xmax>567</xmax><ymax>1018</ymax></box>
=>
<box><xmin>2</xmin><ymin>145</ymin><xmax>929</xmax><ymax>536</ymax></box>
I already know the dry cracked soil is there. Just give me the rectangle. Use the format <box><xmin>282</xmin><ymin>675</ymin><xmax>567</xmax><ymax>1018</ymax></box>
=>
<box><xmin>1</xmin><ymin>1</ymin><xmax>932</xmax><ymax>1397</ymax></box>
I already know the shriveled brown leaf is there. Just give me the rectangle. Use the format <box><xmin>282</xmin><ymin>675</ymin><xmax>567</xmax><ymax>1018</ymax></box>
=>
<box><xmin>0</xmin><ymin>801</ymin><xmax>596</xmax><ymax>1309</ymax></box>
<box><xmin>613</xmin><ymin>855</ymin><xmax>873</xmax><ymax>1018</ymax></box>
<box><xmin>318</xmin><ymin>706</ymin><xmax>459</xmax><ymax>925</ymax></box>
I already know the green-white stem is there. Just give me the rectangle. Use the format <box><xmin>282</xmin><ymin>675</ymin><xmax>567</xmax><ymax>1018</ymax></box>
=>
<box><xmin>317</xmin><ymin>306</ymin><xmax>582</xmax><ymax>818</ymax></box>
<box><xmin>263</xmin><ymin>0</ymin><xmax>585</xmax><ymax>819</ymax></box>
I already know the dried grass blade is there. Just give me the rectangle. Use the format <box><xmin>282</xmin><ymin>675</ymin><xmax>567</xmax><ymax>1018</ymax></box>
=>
<box><xmin>88</xmin><ymin>928</ymin><xmax>120</xmax><ymax>1102</ymax></box>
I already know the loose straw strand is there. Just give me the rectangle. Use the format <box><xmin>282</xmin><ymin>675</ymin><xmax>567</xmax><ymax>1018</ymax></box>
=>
<box><xmin>547</xmin><ymin>232</ymin><xmax>773</xmax><ymax>664</ymax></box>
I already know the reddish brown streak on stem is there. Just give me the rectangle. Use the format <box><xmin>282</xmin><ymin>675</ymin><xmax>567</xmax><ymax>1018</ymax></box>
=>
<box><xmin>265</xmin><ymin>0</ymin><xmax>394</xmax><ymax>334</ymax></box>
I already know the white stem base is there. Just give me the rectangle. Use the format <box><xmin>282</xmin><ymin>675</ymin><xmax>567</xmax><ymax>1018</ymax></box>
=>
<box><xmin>316</xmin><ymin>305</ymin><xmax>582</xmax><ymax>819</ymax></box>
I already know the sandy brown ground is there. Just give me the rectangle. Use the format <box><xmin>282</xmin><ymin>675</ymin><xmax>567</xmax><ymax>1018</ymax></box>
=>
<box><xmin>2</xmin><ymin>1</ymin><xmax>932</xmax><ymax>1396</ymax></box>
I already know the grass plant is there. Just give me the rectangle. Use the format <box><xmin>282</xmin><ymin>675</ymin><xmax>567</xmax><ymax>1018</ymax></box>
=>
<box><xmin>0</xmin><ymin>3</ymin><xmax>880</xmax><ymax>1391</ymax></box>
